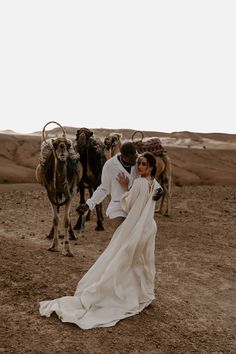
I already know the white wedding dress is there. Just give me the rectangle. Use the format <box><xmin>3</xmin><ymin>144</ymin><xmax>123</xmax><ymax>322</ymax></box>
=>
<box><xmin>39</xmin><ymin>177</ymin><xmax>160</xmax><ymax>329</ymax></box>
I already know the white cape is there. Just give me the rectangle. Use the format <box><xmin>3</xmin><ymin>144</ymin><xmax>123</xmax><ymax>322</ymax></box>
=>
<box><xmin>39</xmin><ymin>177</ymin><xmax>159</xmax><ymax>329</ymax></box>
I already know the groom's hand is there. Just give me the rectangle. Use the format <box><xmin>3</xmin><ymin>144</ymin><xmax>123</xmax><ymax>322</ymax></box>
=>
<box><xmin>153</xmin><ymin>187</ymin><xmax>163</xmax><ymax>201</ymax></box>
<box><xmin>76</xmin><ymin>203</ymin><xmax>89</xmax><ymax>215</ymax></box>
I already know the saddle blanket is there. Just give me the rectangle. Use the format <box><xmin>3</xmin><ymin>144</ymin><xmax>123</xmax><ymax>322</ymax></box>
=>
<box><xmin>133</xmin><ymin>137</ymin><xmax>166</xmax><ymax>156</ymax></box>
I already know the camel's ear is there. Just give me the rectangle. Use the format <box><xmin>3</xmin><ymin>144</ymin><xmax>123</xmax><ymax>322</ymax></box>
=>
<box><xmin>89</xmin><ymin>131</ymin><xmax>93</xmax><ymax>137</ymax></box>
<box><xmin>52</xmin><ymin>139</ymin><xmax>57</xmax><ymax>149</ymax></box>
<box><xmin>118</xmin><ymin>133</ymin><xmax>122</xmax><ymax>139</ymax></box>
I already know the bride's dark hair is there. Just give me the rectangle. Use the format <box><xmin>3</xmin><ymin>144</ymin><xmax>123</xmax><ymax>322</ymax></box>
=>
<box><xmin>141</xmin><ymin>152</ymin><xmax>157</xmax><ymax>177</ymax></box>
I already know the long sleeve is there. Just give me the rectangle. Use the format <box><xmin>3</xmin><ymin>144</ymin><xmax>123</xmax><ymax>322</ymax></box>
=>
<box><xmin>120</xmin><ymin>178</ymin><xmax>144</xmax><ymax>214</ymax></box>
<box><xmin>86</xmin><ymin>155</ymin><xmax>140</xmax><ymax>218</ymax></box>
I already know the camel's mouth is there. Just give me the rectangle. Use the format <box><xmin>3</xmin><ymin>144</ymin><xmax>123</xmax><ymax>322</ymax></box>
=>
<box><xmin>60</xmin><ymin>155</ymin><xmax>67</xmax><ymax>161</ymax></box>
<box><xmin>76</xmin><ymin>140</ymin><xmax>87</xmax><ymax>150</ymax></box>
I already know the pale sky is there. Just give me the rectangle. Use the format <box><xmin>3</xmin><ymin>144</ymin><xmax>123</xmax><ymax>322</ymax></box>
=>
<box><xmin>0</xmin><ymin>0</ymin><xmax>235</xmax><ymax>134</ymax></box>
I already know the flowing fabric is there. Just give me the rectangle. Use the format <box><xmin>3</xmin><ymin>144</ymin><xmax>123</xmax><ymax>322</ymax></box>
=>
<box><xmin>39</xmin><ymin>177</ymin><xmax>159</xmax><ymax>329</ymax></box>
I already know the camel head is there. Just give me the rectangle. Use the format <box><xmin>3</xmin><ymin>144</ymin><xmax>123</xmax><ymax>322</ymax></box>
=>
<box><xmin>76</xmin><ymin>128</ymin><xmax>93</xmax><ymax>150</ymax></box>
<box><xmin>104</xmin><ymin>133</ymin><xmax>122</xmax><ymax>158</ymax></box>
<box><xmin>52</xmin><ymin>137</ymin><xmax>71</xmax><ymax>162</ymax></box>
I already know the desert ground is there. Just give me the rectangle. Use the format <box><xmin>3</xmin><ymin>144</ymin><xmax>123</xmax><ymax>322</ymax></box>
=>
<box><xmin>0</xmin><ymin>128</ymin><xmax>236</xmax><ymax>353</ymax></box>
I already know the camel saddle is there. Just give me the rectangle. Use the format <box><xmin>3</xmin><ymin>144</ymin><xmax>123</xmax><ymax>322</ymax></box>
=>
<box><xmin>132</xmin><ymin>131</ymin><xmax>166</xmax><ymax>156</ymax></box>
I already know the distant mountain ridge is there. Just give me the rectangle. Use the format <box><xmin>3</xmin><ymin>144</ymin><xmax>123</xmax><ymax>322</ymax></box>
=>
<box><xmin>33</xmin><ymin>126</ymin><xmax>236</xmax><ymax>143</ymax></box>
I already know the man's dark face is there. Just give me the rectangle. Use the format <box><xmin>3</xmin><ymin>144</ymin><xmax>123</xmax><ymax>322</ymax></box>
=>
<box><xmin>122</xmin><ymin>153</ymin><xmax>138</xmax><ymax>166</ymax></box>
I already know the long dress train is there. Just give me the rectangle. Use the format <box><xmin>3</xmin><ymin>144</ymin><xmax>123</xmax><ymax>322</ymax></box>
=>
<box><xmin>39</xmin><ymin>177</ymin><xmax>159</xmax><ymax>329</ymax></box>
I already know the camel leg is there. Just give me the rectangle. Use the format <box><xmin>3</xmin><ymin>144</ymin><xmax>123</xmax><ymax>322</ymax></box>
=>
<box><xmin>62</xmin><ymin>201</ymin><xmax>73</xmax><ymax>257</ymax></box>
<box><xmin>69</xmin><ymin>221</ymin><xmax>77</xmax><ymax>240</ymax></box>
<box><xmin>155</xmin><ymin>155</ymin><xmax>172</xmax><ymax>217</ymax></box>
<box><xmin>46</xmin><ymin>225</ymin><xmax>54</xmax><ymax>239</ymax></box>
<box><xmin>48</xmin><ymin>204</ymin><xmax>60</xmax><ymax>252</ymax></box>
<box><xmin>162</xmin><ymin>156</ymin><xmax>171</xmax><ymax>217</ymax></box>
<box><xmin>74</xmin><ymin>214</ymin><xmax>83</xmax><ymax>231</ymax></box>
<box><xmin>86</xmin><ymin>209</ymin><xmax>91</xmax><ymax>221</ymax></box>
<box><xmin>165</xmin><ymin>194</ymin><xmax>170</xmax><ymax>216</ymax></box>
<box><xmin>74</xmin><ymin>185</ymin><xmax>85</xmax><ymax>231</ymax></box>
<box><xmin>95</xmin><ymin>203</ymin><xmax>104</xmax><ymax>231</ymax></box>
<box><xmin>86</xmin><ymin>186</ymin><xmax>94</xmax><ymax>222</ymax></box>
<box><xmin>163</xmin><ymin>179</ymin><xmax>171</xmax><ymax>216</ymax></box>
<box><xmin>157</xmin><ymin>191</ymin><xmax>166</xmax><ymax>215</ymax></box>
<box><xmin>36</xmin><ymin>164</ymin><xmax>56</xmax><ymax>237</ymax></box>
<box><xmin>155</xmin><ymin>157</ymin><xmax>165</xmax><ymax>214</ymax></box>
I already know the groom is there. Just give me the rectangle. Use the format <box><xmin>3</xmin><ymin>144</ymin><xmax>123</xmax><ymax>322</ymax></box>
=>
<box><xmin>77</xmin><ymin>141</ymin><xmax>139</xmax><ymax>229</ymax></box>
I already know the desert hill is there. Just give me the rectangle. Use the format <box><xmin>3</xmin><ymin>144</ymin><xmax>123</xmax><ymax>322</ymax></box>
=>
<box><xmin>0</xmin><ymin>128</ymin><xmax>236</xmax><ymax>352</ymax></box>
<box><xmin>0</xmin><ymin>127</ymin><xmax>236</xmax><ymax>185</ymax></box>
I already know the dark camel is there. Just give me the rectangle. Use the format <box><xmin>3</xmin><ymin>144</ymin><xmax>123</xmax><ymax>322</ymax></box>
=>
<box><xmin>73</xmin><ymin>128</ymin><xmax>107</xmax><ymax>231</ymax></box>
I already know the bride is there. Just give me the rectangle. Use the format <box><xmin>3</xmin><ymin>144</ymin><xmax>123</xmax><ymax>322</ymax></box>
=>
<box><xmin>39</xmin><ymin>151</ymin><xmax>163</xmax><ymax>329</ymax></box>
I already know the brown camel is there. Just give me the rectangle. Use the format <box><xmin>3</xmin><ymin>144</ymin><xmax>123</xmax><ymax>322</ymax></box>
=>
<box><xmin>104</xmin><ymin>132</ymin><xmax>172</xmax><ymax>216</ymax></box>
<box><xmin>35</xmin><ymin>137</ymin><xmax>82</xmax><ymax>256</ymax></box>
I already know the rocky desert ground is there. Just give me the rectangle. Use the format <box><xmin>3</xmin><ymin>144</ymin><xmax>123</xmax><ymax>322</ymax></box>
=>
<box><xmin>0</xmin><ymin>127</ymin><xmax>235</xmax><ymax>353</ymax></box>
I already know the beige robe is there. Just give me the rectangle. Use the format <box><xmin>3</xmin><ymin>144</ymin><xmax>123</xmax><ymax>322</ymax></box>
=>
<box><xmin>39</xmin><ymin>177</ymin><xmax>160</xmax><ymax>329</ymax></box>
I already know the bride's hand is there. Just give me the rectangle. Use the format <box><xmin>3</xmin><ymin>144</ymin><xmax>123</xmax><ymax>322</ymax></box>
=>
<box><xmin>116</xmin><ymin>172</ymin><xmax>129</xmax><ymax>191</ymax></box>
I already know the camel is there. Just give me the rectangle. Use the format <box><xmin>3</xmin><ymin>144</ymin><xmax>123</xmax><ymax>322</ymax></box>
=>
<box><xmin>73</xmin><ymin>128</ymin><xmax>107</xmax><ymax>231</ymax></box>
<box><xmin>104</xmin><ymin>132</ymin><xmax>172</xmax><ymax>216</ymax></box>
<box><xmin>35</xmin><ymin>123</ymin><xmax>82</xmax><ymax>256</ymax></box>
